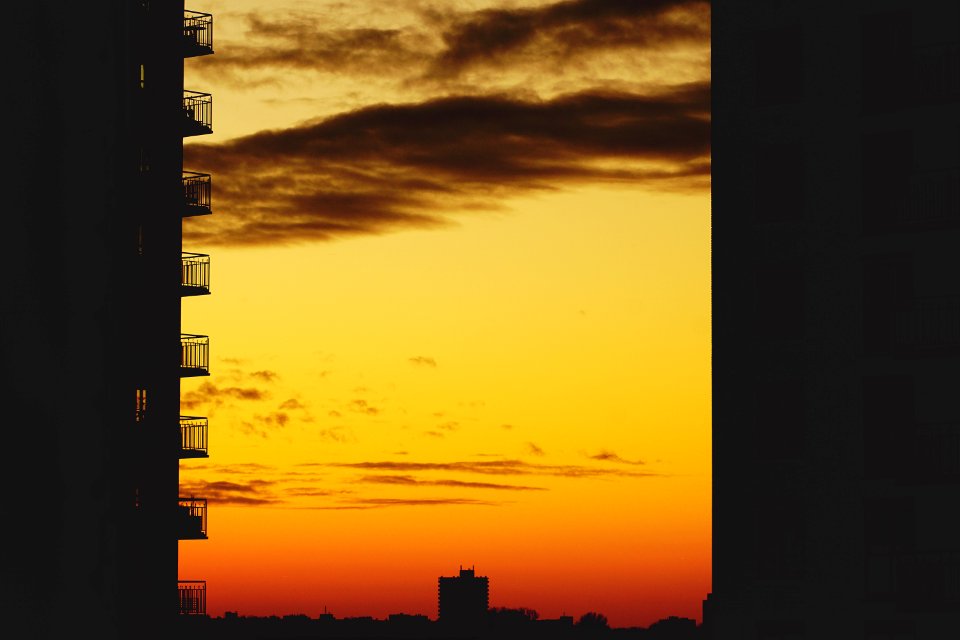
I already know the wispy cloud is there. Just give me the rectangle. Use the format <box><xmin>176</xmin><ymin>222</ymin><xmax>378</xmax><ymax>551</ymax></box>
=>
<box><xmin>183</xmin><ymin>84</ymin><xmax>709</xmax><ymax>247</ymax></box>
<box><xmin>589</xmin><ymin>450</ymin><xmax>646</xmax><ymax>465</ymax></box>
<box><xmin>429</xmin><ymin>0</ymin><xmax>710</xmax><ymax>77</ymax></box>
<box><xmin>180</xmin><ymin>381</ymin><xmax>269</xmax><ymax>410</ymax></box>
<box><xmin>250</xmin><ymin>370</ymin><xmax>280</xmax><ymax>382</ymax></box>
<box><xmin>527</xmin><ymin>442</ymin><xmax>545</xmax><ymax>456</ymax></box>
<box><xmin>357</xmin><ymin>474</ymin><xmax>546</xmax><ymax>491</ymax></box>
<box><xmin>178</xmin><ymin>479</ymin><xmax>280</xmax><ymax>506</ymax></box>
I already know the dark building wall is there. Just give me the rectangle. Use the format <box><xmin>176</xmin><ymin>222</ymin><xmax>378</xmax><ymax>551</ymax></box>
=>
<box><xmin>713</xmin><ymin>1</ymin><xmax>959</xmax><ymax>638</ymax></box>
<box><xmin>438</xmin><ymin>570</ymin><xmax>490</xmax><ymax>625</ymax></box>
<box><xmin>1</xmin><ymin>2</ymin><xmax>189</xmax><ymax>637</ymax></box>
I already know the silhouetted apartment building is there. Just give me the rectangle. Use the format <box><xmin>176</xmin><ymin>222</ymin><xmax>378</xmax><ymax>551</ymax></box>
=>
<box><xmin>1</xmin><ymin>2</ymin><xmax>215</xmax><ymax>638</ymax></box>
<box><xmin>438</xmin><ymin>567</ymin><xmax>490</xmax><ymax>627</ymax></box>
<box><xmin>713</xmin><ymin>2</ymin><xmax>958</xmax><ymax>638</ymax></box>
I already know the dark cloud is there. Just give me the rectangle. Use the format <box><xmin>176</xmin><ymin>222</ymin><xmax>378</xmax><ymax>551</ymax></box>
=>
<box><xmin>191</xmin><ymin>16</ymin><xmax>432</xmax><ymax>85</ymax></box>
<box><xmin>279</xmin><ymin>398</ymin><xmax>305</xmax><ymax>410</ymax></box>
<box><xmin>430</xmin><ymin>0</ymin><xmax>710</xmax><ymax>76</ymax></box>
<box><xmin>180</xmin><ymin>381</ymin><xmax>268</xmax><ymax>410</ymax></box>
<box><xmin>183</xmin><ymin>85</ymin><xmax>709</xmax><ymax>247</ymax></box>
<box><xmin>589</xmin><ymin>450</ymin><xmax>646</xmax><ymax>465</ymax></box>
<box><xmin>409</xmin><ymin>356</ymin><xmax>438</xmax><ymax>367</ymax></box>
<box><xmin>178</xmin><ymin>479</ymin><xmax>280</xmax><ymax>506</ymax></box>
<box><xmin>191</xmin><ymin>1</ymin><xmax>707</xmax><ymax>84</ymax></box>
<box><xmin>358</xmin><ymin>474</ymin><xmax>545</xmax><ymax>491</ymax></box>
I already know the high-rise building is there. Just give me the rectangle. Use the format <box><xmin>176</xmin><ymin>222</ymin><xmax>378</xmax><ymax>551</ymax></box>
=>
<box><xmin>438</xmin><ymin>567</ymin><xmax>490</xmax><ymax>626</ymax></box>
<box><xmin>1</xmin><ymin>3</ymin><xmax>216</xmax><ymax>638</ymax></box>
<box><xmin>712</xmin><ymin>1</ymin><xmax>958</xmax><ymax>638</ymax></box>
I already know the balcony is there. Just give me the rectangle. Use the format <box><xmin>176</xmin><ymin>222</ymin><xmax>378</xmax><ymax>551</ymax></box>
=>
<box><xmin>183</xmin><ymin>91</ymin><xmax>212</xmax><ymax>137</ymax></box>
<box><xmin>178</xmin><ymin>580</ymin><xmax>206</xmax><ymax>615</ymax></box>
<box><xmin>891</xmin><ymin>296</ymin><xmax>960</xmax><ymax>355</ymax></box>
<box><xmin>183</xmin><ymin>10</ymin><xmax>213</xmax><ymax>58</ymax></box>
<box><xmin>183</xmin><ymin>171</ymin><xmax>211</xmax><ymax>217</ymax></box>
<box><xmin>180</xmin><ymin>416</ymin><xmax>209</xmax><ymax>459</ymax></box>
<box><xmin>180</xmin><ymin>333</ymin><xmax>209</xmax><ymax>377</ymax></box>
<box><xmin>868</xmin><ymin>170</ymin><xmax>960</xmax><ymax>233</ymax></box>
<box><xmin>181</xmin><ymin>252</ymin><xmax>210</xmax><ymax>297</ymax></box>
<box><xmin>177</xmin><ymin>498</ymin><xmax>207</xmax><ymax>540</ymax></box>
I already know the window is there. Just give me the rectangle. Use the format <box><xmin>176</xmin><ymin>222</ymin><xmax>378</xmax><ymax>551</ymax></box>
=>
<box><xmin>754</xmin><ymin>142</ymin><xmax>805</xmax><ymax>223</ymax></box>
<box><xmin>755</xmin><ymin>497</ymin><xmax>805</xmax><ymax>580</ymax></box>
<box><xmin>754</xmin><ymin>26</ymin><xmax>804</xmax><ymax>106</ymax></box>
<box><xmin>135</xmin><ymin>388</ymin><xmax>147</xmax><ymax>422</ymax></box>
<box><xmin>862</xmin><ymin>376</ymin><xmax>915</xmax><ymax>480</ymax></box>
<box><xmin>753</xmin><ymin>378</ymin><xmax>804</xmax><ymax>460</ymax></box>
<box><xmin>754</xmin><ymin>261</ymin><xmax>805</xmax><ymax>338</ymax></box>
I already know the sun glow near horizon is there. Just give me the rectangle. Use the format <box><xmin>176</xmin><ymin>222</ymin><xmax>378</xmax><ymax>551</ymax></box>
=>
<box><xmin>179</xmin><ymin>0</ymin><xmax>710</xmax><ymax>627</ymax></box>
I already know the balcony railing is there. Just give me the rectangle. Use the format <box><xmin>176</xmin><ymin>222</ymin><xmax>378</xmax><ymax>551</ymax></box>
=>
<box><xmin>178</xmin><ymin>497</ymin><xmax>208</xmax><ymax>539</ymax></box>
<box><xmin>891</xmin><ymin>296</ymin><xmax>960</xmax><ymax>353</ymax></box>
<box><xmin>180</xmin><ymin>333</ymin><xmax>209</xmax><ymax>377</ymax></box>
<box><xmin>183</xmin><ymin>10</ymin><xmax>213</xmax><ymax>58</ymax></box>
<box><xmin>180</xmin><ymin>416</ymin><xmax>209</xmax><ymax>459</ymax></box>
<box><xmin>181</xmin><ymin>252</ymin><xmax>210</xmax><ymax>297</ymax></box>
<box><xmin>183</xmin><ymin>90</ymin><xmax>212</xmax><ymax>137</ymax></box>
<box><xmin>878</xmin><ymin>170</ymin><xmax>960</xmax><ymax>231</ymax></box>
<box><xmin>178</xmin><ymin>580</ymin><xmax>206</xmax><ymax>615</ymax></box>
<box><xmin>183</xmin><ymin>171</ymin><xmax>211</xmax><ymax>217</ymax></box>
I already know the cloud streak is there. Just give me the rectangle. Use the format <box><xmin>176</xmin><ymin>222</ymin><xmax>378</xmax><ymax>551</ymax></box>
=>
<box><xmin>192</xmin><ymin>1</ymin><xmax>707</xmax><ymax>85</ymax></box>
<box><xmin>184</xmin><ymin>84</ymin><xmax>709</xmax><ymax>247</ymax></box>
<box><xmin>318</xmin><ymin>458</ymin><xmax>660</xmax><ymax>479</ymax></box>
<box><xmin>357</xmin><ymin>474</ymin><xmax>546</xmax><ymax>491</ymax></box>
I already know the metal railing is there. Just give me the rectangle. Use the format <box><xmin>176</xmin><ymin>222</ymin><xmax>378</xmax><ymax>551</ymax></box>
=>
<box><xmin>915</xmin><ymin>42</ymin><xmax>960</xmax><ymax>101</ymax></box>
<box><xmin>178</xmin><ymin>497</ymin><xmax>208</xmax><ymax>539</ymax></box>
<box><xmin>178</xmin><ymin>580</ymin><xmax>206</xmax><ymax>615</ymax></box>
<box><xmin>182</xmin><ymin>171</ymin><xmax>211</xmax><ymax>217</ymax></box>
<box><xmin>183</xmin><ymin>10</ymin><xmax>213</xmax><ymax>57</ymax></box>
<box><xmin>180</xmin><ymin>415</ymin><xmax>208</xmax><ymax>458</ymax></box>
<box><xmin>181</xmin><ymin>252</ymin><xmax>210</xmax><ymax>295</ymax></box>
<box><xmin>891</xmin><ymin>296</ymin><xmax>960</xmax><ymax>351</ymax></box>
<box><xmin>183</xmin><ymin>90</ymin><xmax>212</xmax><ymax>136</ymax></box>
<box><xmin>180</xmin><ymin>333</ymin><xmax>209</xmax><ymax>376</ymax></box>
<box><xmin>883</xmin><ymin>170</ymin><xmax>960</xmax><ymax>228</ymax></box>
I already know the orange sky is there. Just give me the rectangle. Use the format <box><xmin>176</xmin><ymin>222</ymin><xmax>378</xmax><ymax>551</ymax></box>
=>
<box><xmin>179</xmin><ymin>0</ymin><xmax>710</xmax><ymax>627</ymax></box>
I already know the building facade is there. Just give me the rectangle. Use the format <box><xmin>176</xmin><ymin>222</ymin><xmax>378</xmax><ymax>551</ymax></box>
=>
<box><xmin>438</xmin><ymin>567</ymin><xmax>490</xmax><ymax>627</ymax></box>
<box><xmin>1</xmin><ymin>2</ymin><xmax>215</xmax><ymax>637</ymax></box>
<box><xmin>712</xmin><ymin>1</ymin><xmax>959</xmax><ymax>638</ymax></box>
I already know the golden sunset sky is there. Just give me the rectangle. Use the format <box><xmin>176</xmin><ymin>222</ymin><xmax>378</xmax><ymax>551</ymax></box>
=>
<box><xmin>178</xmin><ymin>0</ymin><xmax>710</xmax><ymax>627</ymax></box>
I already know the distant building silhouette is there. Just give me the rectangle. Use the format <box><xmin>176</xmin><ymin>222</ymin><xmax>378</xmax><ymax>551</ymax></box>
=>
<box><xmin>2</xmin><ymin>3</ymin><xmax>216</xmax><ymax>637</ymax></box>
<box><xmin>438</xmin><ymin>567</ymin><xmax>490</xmax><ymax>627</ymax></box>
<box><xmin>713</xmin><ymin>1</ymin><xmax>958</xmax><ymax>638</ymax></box>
